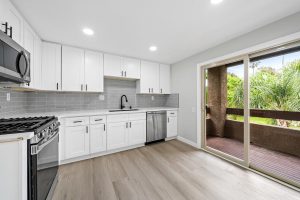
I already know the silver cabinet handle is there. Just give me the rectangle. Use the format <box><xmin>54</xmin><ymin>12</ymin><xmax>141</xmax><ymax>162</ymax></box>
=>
<box><xmin>121</xmin><ymin>71</ymin><xmax>124</xmax><ymax>76</ymax></box>
<box><xmin>81</xmin><ymin>84</ymin><xmax>83</xmax><ymax>91</ymax></box>
<box><xmin>149</xmin><ymin>88</ymin><xmax>151</xmax><ymax>93</ymax></box>
<box><xmin>129</xmin><ymin>122</ymin><xmax>131</xmax><ymax>128</ymax></box>
<box><xmin>95</xmin><ymin>119</ymin><xmax>103</xmax><ymax>121</ymax></box>
<box><xmin>86</xmin><ymin>126</ymin><xmax>89</xmax><ymax>133</ymax></box>
<box><xmin>168</xmin><ymin>117</ymin><xmax>170</xmax><ymax>123</ymax></box>
<box><xmin>86</xmin><ymin>84</ymin><xmax>88</xmax><ymax>91</ymax></box>
<box><xmin>57</xmin><ymin>83</ymin><xmax>59</xmax><ymax>90</ymax></box>
<box><xmin>73</xmin><ymin>121</ymin><xmax>82</xmax><ymax>123</ymax></box>
<box><xmin>124</xmin><ymin>71</ymin><xmax>127</xmax><ymax>77</ymax></box>
<box><xmin>161</xmin><ymin>88</ymin><xmax>162</xmax><ymax>94</ymax></box>
<box><xmin>104</xmin><ymin>124</ymin><xmax>106</xmax><ymax>131</ymax></box>
<box><xmin>151</xmin><ymin>88</ymin><xmax>153</xmax><ymax>93</ymax></box>
<box><xmin>126</xmin><ymin>122</ymin><xmax>128</xmax><ymax>128</ymax></box>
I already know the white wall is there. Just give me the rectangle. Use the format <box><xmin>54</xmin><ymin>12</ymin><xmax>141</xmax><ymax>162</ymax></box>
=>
<box><xmin>171</xmin><ymin>11</ymin><xmax>300</xmax><ymax>144</ymax></box>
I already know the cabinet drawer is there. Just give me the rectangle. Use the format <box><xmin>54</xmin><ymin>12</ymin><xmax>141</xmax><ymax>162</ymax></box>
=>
<box><xmin>90</xmin><ymin>115</ymin><xmax>106</xmax><ymax>124</ymax></box>
<box><xmin>64</xmin><ymin>117</ymin><xmax>89</xmax><ymax>126</ymax></box>
<box><xmin>128</xmin><ymin>113</ymin><xmax>146</xmax><ymax>121</ymax></box>
<box><xmin>107</xmin><ymin>114</ymin><xmax>129</xmax><ymax>123</ymax></box>
<box><xmin>167</xmin><ymin>110</ymin><xmax>177</xmax><ymax>117</ymax></box>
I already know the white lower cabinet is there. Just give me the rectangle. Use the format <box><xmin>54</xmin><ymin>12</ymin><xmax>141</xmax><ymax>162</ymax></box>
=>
<box><xmin>107</xmin><ymin>122</ymin><xmax>128</xmax><ymax>150</ymax></box>
<box><xmin>167</xmin><ymin>111</ymin><xmax>178</xmax><ymax>138</ymax></box>
<box><xmin>90</xmin><ymin>123</ymin><xmax>106</xmax><ymax>154</ymax></box>
<box><xmin>128</xmin><ymin>120</ymin><xmax>146</xmax><ymax>145</ymax></box>
<box><xmin>64</xmin><ymin>125</ymin><xmax>89</xmax><ymax>159</ymax></box>
<box><xmin>59</xmin><ymin>112</ymin><xmax>153</xmax><ymax>163</ymax></box>
<box><xmin>107</xmin><ymin>113</ymin><xmax>146</xmax><ymax>151</ymax></box>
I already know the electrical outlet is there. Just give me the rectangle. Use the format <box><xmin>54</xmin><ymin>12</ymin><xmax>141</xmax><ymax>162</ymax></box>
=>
<box><xmin>151</xmin><ymin>96</ymin><xmax>155</xmax><ymax>101</ymax></box>
<box><xmin>99</xmin><ymin>94</ymin><xmax>105</xmax><ymax>101</ymax></box>
<box><xmin>6</xmin><ymin>93</ymin><xmax>10</xmax><ymax>102</ymax></box>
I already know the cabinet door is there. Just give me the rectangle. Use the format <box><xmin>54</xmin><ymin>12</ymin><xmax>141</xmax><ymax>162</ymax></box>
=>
<box><xmin>64</xmin><ymin>126</ymin><xmax>89</xmax><ymax>159</ymax></box>
<box><xmin>41</xmin><ymin>42</ymin><xmax>61</xmax><ymax>90</ymax></box>
<box><xmin>84</xmin><ymin>51</ymin><xmax>104</xmax><ymax>92</ymax></box>
<box><xmin>90</xmin><ymin>124</ymin><xmax>106</xmax><ymax>154</ymax></box>
<box><xmin>0</xmin><ymin>0</ymin><xmax>8</xmax><ymax>32</ymax></box>
<box><xmin>6</xmin><ymin>1</ymin><xmax>23</xmax><ymax>45</ymax></box>
<box><xmin>33</xmin><ymin>36</ymin><xmax>42</xmax><ymax>90</ymax></box>
<box><xmin>128</xmin><ymin>120</ymin><xmax>146</xmax><ymax>145</ymax></box>
<box><xmin>107</xmin><ymin>122</ymin><xmax>128</xmax><ymax>150</ymax></box>
<box><xmin>139</xmin><ymin>61</ymin><xmax>160</xmax><ymax>93</ymax></box>
<box><xmin>23</xmin><ymin>23</ymin><xmax>35</xmax><ymax>87</ymax></box>
<box><xmin>104</xmin><ymin>54</ymin><xmax>122</xmax><ymax>77</ymax></box>
<box><xmin>122</xmin><ymin>57</ymin><xmax>140</xmax><ymax>79</ymax></box>
<box><xmin>62</xmin><ymin>46</ymin><xmax>85</xmax><ymax>91</ymax></box>
<box><xmin>167</xmin><ymin>116</ymin><xmax>178</xmax><ymax>138</ymax></box>
<box><xmin>159</xmin><ymin>64</ymin><xmax>171</xmax><ymax>94</ymax></box>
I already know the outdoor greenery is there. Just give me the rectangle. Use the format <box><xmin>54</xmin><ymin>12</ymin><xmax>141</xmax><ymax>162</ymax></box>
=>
<box><xmin>227</xmin><ymin>59</ymin><xmax>300</xmax><ymax>129</ymax></box>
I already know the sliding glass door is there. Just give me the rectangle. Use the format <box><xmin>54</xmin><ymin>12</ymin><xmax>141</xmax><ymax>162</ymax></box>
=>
<box><xmin>202</xmin><ymin>58</ymin><xmax>248</xmax><ymax>165</ymax></box>
<box><xmin>249</xmin><ymin>45</ymin><xmax>300</xmax><ymax>187</ymax></box>
<box><xmin>201</xmin><ymin>41</ymin><xmax>300</xmax><ymax>188</ymax></box>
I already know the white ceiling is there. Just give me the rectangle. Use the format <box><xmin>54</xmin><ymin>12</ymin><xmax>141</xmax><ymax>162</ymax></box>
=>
<box><xmin>12</xmin><ymin>0</ymin><xmax>300</xmax><ymax>64</ymax></box>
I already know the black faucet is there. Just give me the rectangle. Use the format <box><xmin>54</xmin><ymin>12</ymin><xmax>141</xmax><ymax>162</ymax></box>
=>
<box><xmin>120</xmin><ymin>95</ymin><xmax>128</xmax><ymax>109</ymax></box>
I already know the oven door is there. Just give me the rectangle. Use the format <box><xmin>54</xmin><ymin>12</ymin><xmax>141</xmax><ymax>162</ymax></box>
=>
<box><xmin>30</xmin><ymin>130</ymin><xmax>59</xmax><ymax>200</ymax></box>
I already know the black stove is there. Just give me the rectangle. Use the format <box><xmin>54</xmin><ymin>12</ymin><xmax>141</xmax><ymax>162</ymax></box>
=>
<box><xmin>0</xmin><ymin>116</ymin><xmax>60</xmax><ymax>200</ymax></box>
<box><xmin>0</xmin><ymin>116</ymin><xmax>58</xmax><ymax>135</ymax></box>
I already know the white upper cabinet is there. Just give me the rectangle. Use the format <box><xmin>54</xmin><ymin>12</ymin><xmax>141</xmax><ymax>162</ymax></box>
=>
<box><xmin>159</xmin><ymin>64</ymin><xmax>171</xmax><ymax>94</ymax></box>
<box><xmin>84</xmin><ymin>51</ymin><xmax>104</xmax><ymax>92</ymax></box>
<box><xmin>104</xmin><ymin>54</ymin><xmax>122</xmax><ymax>77</ymax></box>
<box><xmin>62</xmin><ymin>46</ymin><xmax>85</xmax><ymax>91</ymax></box>
<box><xmin>137</xmin><ymin>61</ymin><xmax>160</xmax><ymax>94</ymax></box>
<box><xmin>104</xmin><ymin>54</ymin><xmax>140</xmax><ymax>79</ymax></box>
<box><xmin>5</xmin><ymin>1</ymin><xmax>23</xmax><ymax>45</ymax></box>
<box><xmin>41</xmin><ymin>42</ymin><xmax>62</xmax><ymax>91</ymax></box>
<box><xmin>23</xmin><ymin>22</ymin><xmax>42</xmax><ymax>90</ymax></box>
<box><xmin>122</xmin><ymin>57</ymin><xmax>140</xmax><ymax>79</ymax></box>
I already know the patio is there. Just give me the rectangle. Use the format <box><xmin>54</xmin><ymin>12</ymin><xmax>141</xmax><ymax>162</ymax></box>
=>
<box><xmin>207</xmin><ymin>136</ymin><xmax>300</xmax><ymax>185</ymax></box>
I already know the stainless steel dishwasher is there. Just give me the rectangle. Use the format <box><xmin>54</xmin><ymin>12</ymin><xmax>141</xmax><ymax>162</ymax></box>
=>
<box><xmin>146</xmin><ymin>111</ymin><xmax>167</xmax><ymax>143</ymax></box>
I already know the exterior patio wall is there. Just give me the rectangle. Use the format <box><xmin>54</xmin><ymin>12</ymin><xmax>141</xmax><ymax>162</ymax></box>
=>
<box><xmin>224</xmin><ymin>120</ymin><xmax>300</xmax><ymax>157</ymax></box>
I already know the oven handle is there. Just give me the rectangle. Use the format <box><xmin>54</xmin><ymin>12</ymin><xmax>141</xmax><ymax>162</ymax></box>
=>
<box><xmin>31</xmin><ymin>130</ymin><xmax>59</xmax><ymax>155</ymax></box>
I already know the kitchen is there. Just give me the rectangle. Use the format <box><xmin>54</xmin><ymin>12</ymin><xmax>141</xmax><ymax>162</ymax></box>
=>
<box><xmin>0</xmin><ymin>0</ymin><xmax>300</xmax><ymax>199</ymax></box>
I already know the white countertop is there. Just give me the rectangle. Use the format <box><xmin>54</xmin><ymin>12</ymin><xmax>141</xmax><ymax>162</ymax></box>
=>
<box><xmin>3</xmin><ymin>107</ymin><xmax>178</xmax><ymax>119</ymax></box>
<box><xmin>0</xmin><ymin>107</ymin><xmax>178</xmax><ymax>141</ymax></box>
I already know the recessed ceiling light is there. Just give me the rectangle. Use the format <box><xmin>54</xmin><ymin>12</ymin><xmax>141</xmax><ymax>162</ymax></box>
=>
<box><xmin>149</xmin><ymin>46</ymin><xmax>157</xmax><ymax>52</ymax></box>
<box><xmin>82</xmin><ymin>28</ymin><xmax>94</xmax><ymax>36</ymax></box>
<box><xmin>211</xmin><ymin>0</ymin><xmax>223</xmax><ymax>5</ymax></box>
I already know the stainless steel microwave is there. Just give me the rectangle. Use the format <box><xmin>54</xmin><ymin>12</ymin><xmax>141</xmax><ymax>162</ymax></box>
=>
<box><xmin>0</xmin><ymin>30</ymin><xmax>30</xmax><ymax>83</ymax></box>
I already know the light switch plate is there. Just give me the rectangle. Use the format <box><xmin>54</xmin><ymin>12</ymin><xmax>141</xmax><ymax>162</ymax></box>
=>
<box><xmin>99</xmin><ymin>94</ymin><xmax>105</xmax><ymax>101</ymax></box>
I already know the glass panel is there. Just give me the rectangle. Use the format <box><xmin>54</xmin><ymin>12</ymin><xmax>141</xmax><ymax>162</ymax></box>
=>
<box><xmin>205</xmin><ymin>61</ymin><xmax>244</xmax><ymax>160</ymax></box>
<box><xmin>249</xmin><ymin>49</ymin><xmax>300</xmax><ymax>186</ymax></box>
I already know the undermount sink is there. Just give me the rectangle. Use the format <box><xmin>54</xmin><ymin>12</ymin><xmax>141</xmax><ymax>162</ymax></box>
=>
<box><xmin>109</xmin><ymin>108</ymin><xmax>139</xmax><ymax>112</ymax></box>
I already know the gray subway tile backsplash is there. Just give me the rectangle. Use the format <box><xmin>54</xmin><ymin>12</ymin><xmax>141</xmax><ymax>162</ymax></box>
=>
<box><xmin>0</xmin><ymin>79</ymin><xmax>179</xmax><ymax>117</ymax></box>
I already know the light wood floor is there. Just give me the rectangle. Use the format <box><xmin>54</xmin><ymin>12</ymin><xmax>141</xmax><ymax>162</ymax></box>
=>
<box><xmin>52</xmin><ymin>140</ymin><xmax>300</xmax><ymax>200</ymax></box>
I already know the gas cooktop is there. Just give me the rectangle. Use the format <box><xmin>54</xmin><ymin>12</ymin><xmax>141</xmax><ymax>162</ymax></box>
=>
<box><xmin>0</xmin><ymin>116</ymin><xmax>58</xmax><ymax>135</ymax></box>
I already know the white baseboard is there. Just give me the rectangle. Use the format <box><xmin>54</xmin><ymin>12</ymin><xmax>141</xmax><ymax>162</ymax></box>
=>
<box><xmin>176</xmin><ymin>136</ymin><xmax>199</xmax><ymax>148</ymax></box>
<box><xmin>59</xmin><ymin>143</ymin><xmax>145</xmax><ymax>165</ymax></box>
